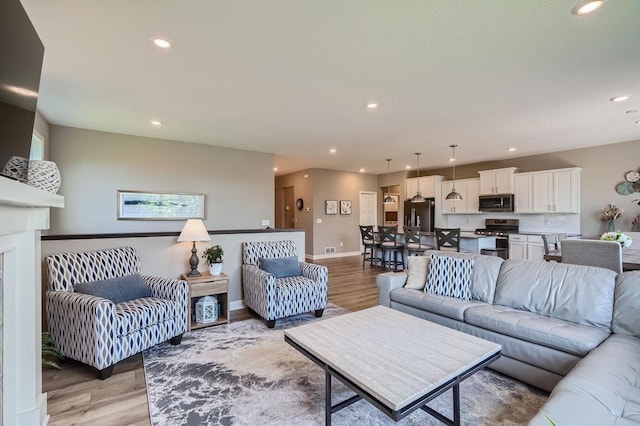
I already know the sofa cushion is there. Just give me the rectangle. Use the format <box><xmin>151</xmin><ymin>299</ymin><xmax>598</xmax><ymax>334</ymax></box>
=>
<box><xmin>426</xmin><ymin>254</ymin><xmax>474</xmax><ymax>300</ymax></box>
<box><xmin>465</xmin><ymin>304</ymin><xmax>610</xmax><ymax>357</ymax></box>
<box><xmin>405</xmin><ymin>256</ymin><xmax>429</xmax><ymax>290</ymax></box>
<box><xmin>74</xmin><ymin>274</ymin><xmax>152</xmax><ymax>304</ymax></box>
<box><xmin>259</xmin><ymin>256</ymin><xmax>301</xmax><ymax>278</ymax></box>
<box><xmin>528</xmin><ymin>334</ymin><xmax>640</xmax><ymax>426</ymax></box>
<box><xmin>422</xmin><ymin>250</ymin><xmax>503</xmax><ymax>303</ymax></box>
<box><xmin>390</xmin><ymin>287</ymin><xmax>488</xmax><ymax>321</ymax></box>
<box><xmin>116</xmin><ymin>297</ymin><xmax>180</xmax><ymax>336</ymax></box>
<box><xmin>494</xmin><ymin>259</ymin><xmax>616</xmax><ymax>330</ymax></box>
<box><xmin>612</xmin><ymin>271</ymin><xmax>640</xmax><ymax>336</ymax></box>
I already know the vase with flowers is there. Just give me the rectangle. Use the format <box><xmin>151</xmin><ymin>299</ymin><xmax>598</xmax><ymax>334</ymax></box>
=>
<box><xmin>600</xmin><ymin>231</ymin><xmax>633</xmax><ymax>248</ymax></box>
<box><xmin>600</xmin><ymin>204</ymin><xmax>623</xmax><ymax>232</ymax></box>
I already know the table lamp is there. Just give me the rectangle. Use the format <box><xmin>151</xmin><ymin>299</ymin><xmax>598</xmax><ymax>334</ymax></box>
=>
<box><xmin>177</xmin><ymin>218</ymin><xmax>211</xmax><ymax>277</ymax></box>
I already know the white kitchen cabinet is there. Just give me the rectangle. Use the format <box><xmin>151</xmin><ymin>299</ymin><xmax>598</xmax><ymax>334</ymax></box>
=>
<box><xmin>479</xmin><ymin>167</ymin><xmax>517</xmax><ymax>195</ymax></box>
<box><xmin>406</xmin><ymin>176</ymin><xmax>440</xmax><ymax>200</ymax></box>
<box><xmin>514</xmin><ymin>173</ymin><xmax>533</xmax><ymax>213</ymax></box>
<box><xmin>508</xmin><ymin>234</ymin><xmax>545</xmax><ymax>261</ymax></box>
<box><xmin>532</xmin><ymin>168</ymin><xmax>581</xmax><ymax>213</ymax></box>
<box><xmin>441</xmin><ymin>178</ymin><xmax>480</xmax><ymax>214</ymax></box>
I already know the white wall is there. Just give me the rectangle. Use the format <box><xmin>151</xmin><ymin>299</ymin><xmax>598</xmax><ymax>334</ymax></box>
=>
<box><xmin>48</xmin><ymin>126</ymin><xmax>275</xmax><ymax>234</ymax></box>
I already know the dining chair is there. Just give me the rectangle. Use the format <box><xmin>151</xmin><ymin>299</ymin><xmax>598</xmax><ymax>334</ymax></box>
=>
<box><xmin>561</xmin><ymin>239</ymin><xmax>622</xmax><ymax>273</ymax></box>
<box><xmin>541</xmin><ymin>233</ymin><xmax>566</xmax><ymax>257</ymax></box>
<box><xmin>378</xmin><ymin>225</ymin><xmax>405</xmax><ymax>271</ymax></box>
<box><xmin>358</xmin><ymin>225</ymin><xmax>381</xmax><ymax>268</ymax></box>
<box><xmin>403</xmin><ymin>226</ymin><xmax>433</xmax><ymax>257</ymax></box>
<box><xmin>435</xmin><ymin>228</ymin><xmax>461</xmax><ymax>252</ymax></box>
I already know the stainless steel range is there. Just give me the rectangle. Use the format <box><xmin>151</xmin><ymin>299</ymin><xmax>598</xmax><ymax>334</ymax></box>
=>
<box><xmin>475</xmin><ymin>219</ymin><xmax>519</xmax><ymax>258</ymax></box>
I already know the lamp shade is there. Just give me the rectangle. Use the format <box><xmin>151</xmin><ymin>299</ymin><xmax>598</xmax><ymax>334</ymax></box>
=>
<box><xmin>177</xmin><ymin>219</ymin><xmax>211</xmax><ymax>242</ymax></box>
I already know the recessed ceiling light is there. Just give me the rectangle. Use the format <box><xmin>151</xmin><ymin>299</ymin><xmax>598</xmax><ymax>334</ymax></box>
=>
<box><xmin>626</xmin><ymin>109</ymin><xmax>639</xmax><ymax>114</ymax></box>
<box><xmin>329</xmin><ymin>148</ymin><xmax>337</xmax><ymax>154</ymax></box>
<box><xmin>151</xmin><ymin>37</ymin><xmax>172</xmax><ymax>49</ymax></box>
<box><xmin>366</xmin><ymin>103</ymin><xmax>379</xmax><ymax>110</ymax></box>
<box><xmin>449</xmin><ymin>157</ymin><xmax>456</xmax><ymax>162</ymax></box>
<box><xmin>273</xmin><ymin>167</ymin><xmax>278</xmax><ymax>172</ymax></box>
<box><xmin>151</xmin><ymin>120</ymin><xmax>163</xmax><ymax>126</ymax></box>
<box><xmin>359</xmin><ymin>168</ymin><xmax>365</xmax><ymax>173</ymax></box>
<box><xmin>572</xmin><ymin>0</ymin><xmax>605</xmax><ymax>16</ymax></box>
<box><xmin>610</xmin><ymin>95</ymin><xmax>630</xmax><ymax>102</ymax></box>
<box><xmin>405</xmin><ymin>165</ymin><xmax>411</xmax><ymax>169</ymax></box>
<box><xmin>507</xmin><ymin>147</ymin><xmax>518</xmax><ymax>152</ymax></box>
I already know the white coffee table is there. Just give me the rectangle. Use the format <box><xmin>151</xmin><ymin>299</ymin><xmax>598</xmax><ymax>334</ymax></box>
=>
<box><xmin>284</xmin><ymin>305</ymin><xmax>501</xmax><ymax>425</ymax></box>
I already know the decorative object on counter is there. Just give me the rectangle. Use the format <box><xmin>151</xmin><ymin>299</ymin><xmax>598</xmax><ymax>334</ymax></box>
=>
<box><xmin>202</xmin><ymin>244</ymin><xmax>224</xmax><ymax>276</ymax></box>
<box><xmin>600</xmin><ymin>203</ymin><xmax>623</xmax><ymax>232</ymax></box>
<box><xmin>195</xmin><ymin>295</ymin><xmax>218</xmax><ymax>324</ymax></box>
<box><xmin>177</xmin><ymin>218</ymin><xmax>211</xmax><ymax>277</ymax></box>
<box><xmin>340</xmin><ymin>199</ymin><xmax>352</xmax><ymax>215</ymax></box>
<box><xmin>600</xmin><ymin>231</ymin><xmax>633</xmax><ymax>248</ymax></box>
<box><xmin>27</xmin><ymin>160</ymin><xmax>61</xmax><ymax>193</ymax></box>
<box><xmin>383</xmin><ymin>158</ymin><xmax>395</xmax><ymax>203</ymax></box>
<box><xmin>615</xmin><ymin>168</ymin><xmax>640</xmax><ymax>195</ymax></box>
<box><xmin>411</xmin><ymin>152</ymin><xmax>425</xmax><ymax>202</ymax></box>
<box><xmin>117</xmin><ymin>190</ymin><xmax>205</xmax><ymax>220</ymax></box>
<box><xmin>2</xmin><ymin>155</ymin><xmax>28</xmax><ymax>182</ymax></box>
<box><xmin>325</xmin><ymin>199</ymin><xmax>337</xmax><ymax>215</ymax></box>
<box><xmin>445</xmin><ymin>144</ymin><xmax>463</xmax><ymax>200</ymax></box>
<box><xmin>632</xmin><ymin>214</ymin><xmax>640</xmax><ymax>231</ymax></box>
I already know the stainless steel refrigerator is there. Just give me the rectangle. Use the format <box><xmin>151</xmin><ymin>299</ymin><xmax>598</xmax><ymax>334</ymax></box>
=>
<box><xmin>403</xmin><ymin>199</ymin><xmax>435</xmax><ymax>232</ymax></box>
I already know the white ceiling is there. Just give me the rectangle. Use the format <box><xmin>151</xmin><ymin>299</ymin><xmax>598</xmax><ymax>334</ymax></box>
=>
<box><xmin>21</xmin><ymin>0</ymin><xmax>640</xmax><ymax>175</ymax></box>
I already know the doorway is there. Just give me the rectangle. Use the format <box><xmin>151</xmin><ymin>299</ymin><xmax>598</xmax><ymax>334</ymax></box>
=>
<box><xmin>359</xmin><ymin>191</ymin><xmax>377</xmax><ymax>226</ymax></box>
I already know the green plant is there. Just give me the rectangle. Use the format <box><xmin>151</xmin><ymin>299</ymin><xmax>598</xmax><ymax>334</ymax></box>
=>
<box><xmin>42</xmin><ymin>332</ymin><xmax>64</xmax><ymax>369</ymax></box>
<box><xmin>202</xmin><ymin>245</ymin><xmax>224</xmax><ymax>265</ymax></box>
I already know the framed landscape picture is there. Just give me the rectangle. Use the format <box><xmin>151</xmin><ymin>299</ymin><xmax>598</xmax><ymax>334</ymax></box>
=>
<box><xmin>325</xmin><ymin>200</ymin><xmax>338</xmax><ymax>215</ymax></box>
<box><xmin>117</xmin><ymin>190</ymin><xmax>205</xmax><ymax>220</ymax></box>
<box><xmin>340</xmin><ymin>200</ymin><xmax>352</xmax><ymax>215</ymax></box>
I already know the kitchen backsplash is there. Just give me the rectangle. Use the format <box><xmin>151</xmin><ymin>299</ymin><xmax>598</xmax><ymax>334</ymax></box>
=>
<box><xmin>442</xmin><ymin>212</ymin><xmax>581</xmax><ymax>234</ymax></box>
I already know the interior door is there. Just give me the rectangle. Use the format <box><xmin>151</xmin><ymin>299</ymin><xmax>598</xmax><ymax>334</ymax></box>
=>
<box><xmin>359</xmin><ymin>191</ymin><xmax>377</xmax><ymax>226</ymax></box>
<box><xmin>283</xmin><ymin>186</ymin><xmax>295</xmax><ymax>229</ymax></box>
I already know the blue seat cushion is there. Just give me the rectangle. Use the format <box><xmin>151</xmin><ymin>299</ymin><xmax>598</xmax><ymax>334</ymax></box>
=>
<box><xmin>74</xmin><ymin>274</ymin><xmax>152</xmax><ymax>304</ymax></box>
<box><xmin>259</xmin><ymin>256</ymin><xmax>301</xmax><ymax>278</ymax></box>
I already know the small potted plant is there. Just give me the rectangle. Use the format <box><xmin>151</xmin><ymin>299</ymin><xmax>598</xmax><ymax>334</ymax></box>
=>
<box><xmin>203</xmin><ymin>245</ymin><xmax>224</xmax><ymax>276</ymax></box>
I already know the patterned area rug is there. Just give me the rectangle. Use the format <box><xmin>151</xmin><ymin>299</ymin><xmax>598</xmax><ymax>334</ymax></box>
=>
<box><xmin>143</xmin><ymin>304</ymin><xmax>548</xmax><ymax>425</ymax></box>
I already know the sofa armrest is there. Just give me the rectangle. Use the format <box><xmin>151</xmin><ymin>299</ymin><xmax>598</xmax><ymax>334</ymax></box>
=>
<box><xmin>376</xmin><ymin>272</ymin><xmax>408</xmax><ymax>307</ymax></box>
<box><xmin>300</xmin><ymin>262</ymin><xmax>328</xmax><ymax>286</ymax></box>
<box><xmin>46</xmin><ymin>290</ymin><xmax>116</xmax><ymax>370</ymax></box>
<box><xmin>142</xmin><ymin>275</ymin><xmax>189</xmax><ymax>333</ymax></box>
<box><xmin>242</xmin><ymin>264</ymin><xmax>277</xmax><ymax>318</ymax></box>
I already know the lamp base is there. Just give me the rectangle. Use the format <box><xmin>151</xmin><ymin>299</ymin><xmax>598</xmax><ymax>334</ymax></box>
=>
<box><xmin>187</xmin><ymin>241</ymin><xmax>201</xmax><ymax>277</ymax></box>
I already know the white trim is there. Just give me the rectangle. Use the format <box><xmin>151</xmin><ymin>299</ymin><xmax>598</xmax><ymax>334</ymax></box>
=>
<box><xmin>305</xmin><ymin>251</ymin><xmax>361</xmax><ymax>260</ymax></box>
<box><xmin>229</xmin><ymin>300</ymin><xmax>246</xmax><ymax>311</ymax></box>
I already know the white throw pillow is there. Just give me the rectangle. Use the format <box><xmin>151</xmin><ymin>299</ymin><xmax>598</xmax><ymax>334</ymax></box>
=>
<box><xmin>404</xmin><ymin>256</ymin><xmax>429</xmax><ymax>290</ymax></box>
<box><xmin>425</xmin><ymin>254</ymin><xmax>474</xmax><ymax>300</ymax></box>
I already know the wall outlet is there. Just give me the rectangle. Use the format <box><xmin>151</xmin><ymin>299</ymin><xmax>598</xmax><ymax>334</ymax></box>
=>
<box><xmin>339</xmin><ymin>241</ymin><xmax>343</xmax><ymax>247</ymax></box>
<box><xmin>261</xmin><ymin>219</ymin><xmax>270</xmax><ymax>226</ymax></box>
<box><xmin>317</xmin><ymin>218</ymin><xmax>322</xmax><ymax>224</ymax></box>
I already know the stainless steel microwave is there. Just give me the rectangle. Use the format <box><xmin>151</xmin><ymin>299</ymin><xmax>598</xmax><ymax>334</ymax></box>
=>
<box><xmin>478</xmin><ymin>194</ymin><xmax>514</xmax><ymax>212</ymax></box>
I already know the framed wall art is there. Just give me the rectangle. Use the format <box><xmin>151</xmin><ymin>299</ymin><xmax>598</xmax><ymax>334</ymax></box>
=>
<box><xmin>325</xmin><ymin>200</ymin><xmax>338</xmax><ymax>215</ymax></box>
<box><xmin>340</xmin><ymin>200</ymin><xmax>352</xmax><ymax>215</ymax></box>
<box><xmin>117</xmin><ymin>190</ymin><xmax>205</xmax><ymax>220</ymax></box>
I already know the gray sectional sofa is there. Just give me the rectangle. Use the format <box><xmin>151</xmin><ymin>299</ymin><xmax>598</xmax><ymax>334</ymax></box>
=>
<box><xmin>376</xmin><ymin>250</ymin><xmax>640</xmax><ymax>425</ymax></box>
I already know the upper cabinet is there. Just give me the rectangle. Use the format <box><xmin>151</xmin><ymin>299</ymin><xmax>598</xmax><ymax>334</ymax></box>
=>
<box><xmin>515</xmin><ymin>167</ymin><xmax>581</xmax><ymax>214</ymax></box>
<box><xmin>441</xmin><ymin>178</ymin><xmax>480</xmax><ymax>214</ymax></box>
<box><xmin>405</xmin><ymin>176</ymin><xmax>442</xmax><ymax>200</ymax></box>
<box><xmin>479</xmin><ymin>167</ymin><xmax>518</xmax><ymax>195</ymax></box>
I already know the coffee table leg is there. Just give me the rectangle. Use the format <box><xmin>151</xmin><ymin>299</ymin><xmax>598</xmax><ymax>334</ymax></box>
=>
<box><xmin>453</xmin><ymin>383</ymin><xmax>460</xmax><ymax>426</ymax></box>
<box><xmin>325</xmin><ymin>371</ymin><xmax>332</xmax><ymax>426</ymax></box>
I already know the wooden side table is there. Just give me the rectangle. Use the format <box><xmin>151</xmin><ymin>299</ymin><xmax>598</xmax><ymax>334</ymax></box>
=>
<box><xmin>182</xmin><ymin>272</ymin><xmax>230</xmax><ymax>331</ymax></box>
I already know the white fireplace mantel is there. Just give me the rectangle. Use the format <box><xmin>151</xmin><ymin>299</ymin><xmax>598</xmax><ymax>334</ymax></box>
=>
<box><xmin>1</xmin><ymin>177</ymin><xmax>64</xmax><ymax>426</ymax></box>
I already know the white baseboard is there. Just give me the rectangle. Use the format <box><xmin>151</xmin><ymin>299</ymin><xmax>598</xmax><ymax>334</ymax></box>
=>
<box><xmin>229</xmin><ymin>300</ymin><xmax>246</xmax><ymax>311</ymax></box>
<box><xmin>305</xmin><ymin>251</ymin><xmax>361</xmax><ymax>260</ymax></box>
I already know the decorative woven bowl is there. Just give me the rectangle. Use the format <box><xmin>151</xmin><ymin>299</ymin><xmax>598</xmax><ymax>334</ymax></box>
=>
<box><xmin>2</xmin><ymin>156</ymin><xmax>29</xmax><ymax>182</ymax></box>
<box><xmin>27</xmin><ymin>160</ymin><xmax>61</xmax><ymax>193</ymax></box>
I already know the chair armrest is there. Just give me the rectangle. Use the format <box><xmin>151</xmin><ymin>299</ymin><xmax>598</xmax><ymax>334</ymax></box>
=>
<box><xmin>142</xmin><ymin>275</ymin><xmax>189</xmax><ymax>333</ymax></box>
<box><xmin>376</xmin><ymin>272</ymin><xmax>407</xmax><ymax>307</ymax></box>
<box><xmin>300</xmin><ymin>262</ymin><xmax>328</xmax><ymax>285</ymax></box>
<box><xmin>46</xmin><ymin>290</ymin><xmax>116</xmax><ymax>370</ymax></box>
<box><xmin>242</xmin><ymin>264</ymin><xmax>276</xmax><ymax>318</ymax></box>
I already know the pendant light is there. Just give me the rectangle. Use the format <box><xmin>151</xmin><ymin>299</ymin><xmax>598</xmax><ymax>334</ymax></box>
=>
<box><xmin>445</xmin><ymin>144</ymin><xmax>463</xmax><ymax>200</ymax></box>
<box><xmin>383</xmin><ymin>159</ymin><xmax>395</xmax><ymax>204</ymax></box>
<box><xmin>411</xmin><ymin>153</ymin><xmax>425</xmax><ymax>203</ymax></box>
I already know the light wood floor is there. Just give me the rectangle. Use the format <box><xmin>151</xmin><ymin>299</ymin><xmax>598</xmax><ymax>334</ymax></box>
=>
<box><xmin>43</xmin><ymin>255</ymin><xmax>381</xmax><ymax>425</ymax></box>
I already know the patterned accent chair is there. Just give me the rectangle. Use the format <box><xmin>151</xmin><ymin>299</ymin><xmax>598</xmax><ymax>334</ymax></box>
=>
<box><xmin>242</xmin><ymin>240</ymin><xmax>328</xmax><ymax>328</ymax></box>
<box><xmin>45</xmin><ymin>247</ymin><xmax>189</xmax><ymax>379</ymax></box>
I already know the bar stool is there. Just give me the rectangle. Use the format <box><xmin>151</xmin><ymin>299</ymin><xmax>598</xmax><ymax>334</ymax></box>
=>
<box><xmin>358</xmin><ymin>225</ymin><xmax>380</xmax><ymax>268</ymax></box>
<box><xmin>435</xmin><ymin>228</ymin><xmax>461</xmax><ymax>252</ymax></box>
<box><xmin>403</xmin><ymin>226</ymin><xmax>433</xmax><ymax>256</ymax></box>
<box><xmin>378</xmin><ymin>225</ymin><xmax>405</xmax><ymax>271</ymax></box>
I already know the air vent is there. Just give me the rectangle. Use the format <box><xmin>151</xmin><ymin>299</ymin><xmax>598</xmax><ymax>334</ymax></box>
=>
<box><xmin>324</xmin><ymin>247</ymin><xmax>336</xmax><ymax>254</ymax></box>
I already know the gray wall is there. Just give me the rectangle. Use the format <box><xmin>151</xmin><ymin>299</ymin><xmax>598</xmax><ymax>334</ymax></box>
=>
<box><xmin>48</xmin><ymin>126</ymin><xmax>275</xmax><ymax>234</ymax></box>
<box><xmin>274</xmin><ymin>170</ymin><xmax>314</xmax><ymax>254</ymax></box>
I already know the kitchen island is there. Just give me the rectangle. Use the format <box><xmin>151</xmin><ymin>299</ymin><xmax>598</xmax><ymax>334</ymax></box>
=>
<box><xmin>422</xmin><ymin>232</ymin><xmax>497</xmax><ymax>254</ymax></box>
